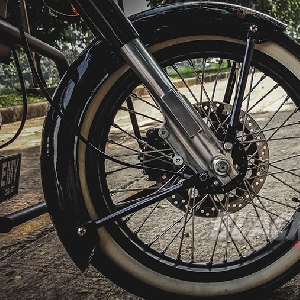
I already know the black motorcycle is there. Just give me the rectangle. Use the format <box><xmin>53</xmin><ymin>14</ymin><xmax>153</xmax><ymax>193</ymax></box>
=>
<box><xmin>1</xmin><ymin>0</ymin><xmax>300</xmax><ymax>298</ymax></box>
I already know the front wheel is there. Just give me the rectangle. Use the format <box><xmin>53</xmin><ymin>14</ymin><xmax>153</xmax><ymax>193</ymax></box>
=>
<box><xmin>43</xmin><ymin>7</ymin><xmax>300</xmax><ymax>300</ymax></box>
<box><xmin>80</xmin><ymin>36</ymin><xmax>300</xmax><ymax>298</ymax></box>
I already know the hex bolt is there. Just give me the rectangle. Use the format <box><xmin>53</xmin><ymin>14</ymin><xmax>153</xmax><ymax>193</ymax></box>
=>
<box><xmin>212</xmin><ymin>157</ymin><xmax>230</xmax><ymax>176</ymax></box>
<box><xmin>173</xmin><ymin>155</ymin><xmax>184</xmax><ymax>166</ymax></box>
<box><xmin>250</xmin><ymin>24</ymin><xmax>258</xmax><ymax>33</ymax></box>
<box><xmin>77</xmin><ymin>227</ymin><xmax>87</xmax><ymax>237</ymax></box>
<box><xmin>158</xmin><ymin>127</ymin><xmax>169</xmax><ymax>139</ymax></box>
<box><xmin>223</xmin><ymin>142</ymin><xmax>233</xmax><ymax>151</ymax></box>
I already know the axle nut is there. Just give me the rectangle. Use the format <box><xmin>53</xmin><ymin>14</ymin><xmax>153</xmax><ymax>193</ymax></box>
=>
<box><xmin>212</xmin><ymin>157</ymin><xmax>230</xmax><ymax>176</ymax></box>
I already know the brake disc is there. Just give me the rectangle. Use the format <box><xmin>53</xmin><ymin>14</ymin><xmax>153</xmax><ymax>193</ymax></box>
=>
<box><xmin>167</xmin><ymin>101</ymin><xmax>269</xmax><ymax>217</ymax></box>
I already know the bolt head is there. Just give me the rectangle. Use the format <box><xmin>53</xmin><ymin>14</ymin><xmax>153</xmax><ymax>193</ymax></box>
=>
<box><xmin>77</xmin><ymin>227</ymin><xmax>87</xmax><ymax>237</ymax></box>
<box><xmin>223</xmin><ymin>142</ymin><xmax>233</xmax><ymax>151</ymax></box>
<box><xmin>212</xmin><ymin>157</ymin><xmax>230</xmax><ymax>176</ymax></box>
<box><xmin>250</xmin><ymin>24</ymin><xmax>258</xmax><ymax>33</ymax></box>
<box><xmin>158</xmin><ymin>127</ymin><xmax>169</xmax><ymax>139</ymax></box>
<box><xmin>173</xmin><ymin>155</ymin><xmax>184</xmax><ymax>166</ymax></box>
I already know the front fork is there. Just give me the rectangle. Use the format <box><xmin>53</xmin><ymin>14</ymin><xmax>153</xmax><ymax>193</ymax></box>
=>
<box><xmin>120</xmin><ymin>38</ymin><xmax>238</xmax><ymax>185</ymax></box>
<box><xmin>72</xmin><ymin>0</ymin><xmax>257</xmax><ymax>236</ymax></box>
<box><xmin>71</xmin><ymin>0</ymin><xmax>257</xmax><ymax>223</ymax></box>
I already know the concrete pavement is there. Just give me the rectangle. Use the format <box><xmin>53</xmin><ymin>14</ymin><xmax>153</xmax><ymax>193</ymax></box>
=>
<box><xmin>0</xmin><ymin>78</ymin><xmax>299</xmax><ymax>298</ymax></box>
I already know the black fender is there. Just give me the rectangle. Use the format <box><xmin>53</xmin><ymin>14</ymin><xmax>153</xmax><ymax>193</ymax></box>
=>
<box><xmin>40</xmin><ymin>2</ymin><xmax>293</xmax><ymax>271</ymax></box>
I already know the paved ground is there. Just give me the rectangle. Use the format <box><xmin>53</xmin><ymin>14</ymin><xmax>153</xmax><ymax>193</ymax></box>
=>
<box><xmin>0</xmin><ymin>116</ymin><xmax>299</xmax><ymax>299</ymax></box>
<box><xmin>0</xmin><ymin>117</ymin><xmax>142</xmax><ymax>299</ymax></box>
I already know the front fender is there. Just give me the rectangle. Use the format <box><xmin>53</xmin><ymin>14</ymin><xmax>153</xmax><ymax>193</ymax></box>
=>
<box><xmin>41</xmin><ymin>2</ymin><xmax>290</xmax><ymax>271</ymax></box>
<box><xmin>132</xmin><ymin>1</ymin><xmax>286</xmax><ymax>44</ymax></box>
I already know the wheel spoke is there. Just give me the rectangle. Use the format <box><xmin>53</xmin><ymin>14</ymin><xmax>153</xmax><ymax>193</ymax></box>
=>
<box><xmin>94</xmin><ymin>49</ymin><xmax>300</xmax><ymax>272</ymax></box>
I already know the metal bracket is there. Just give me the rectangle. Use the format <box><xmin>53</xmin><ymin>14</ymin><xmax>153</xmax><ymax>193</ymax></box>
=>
<box><xmin>76</xmin><ymin>174</ymin><xmax>198</xmax><ymax>236</ymax></box>
<box><xmin>0</xmin><ymin>18</ymin><xmax>68</xmax><ymax>77</ymax></box>
<box><xmin>227</xmin><ymin>24</ymin><xmax>259</xmax><ymax>138</ymax></box>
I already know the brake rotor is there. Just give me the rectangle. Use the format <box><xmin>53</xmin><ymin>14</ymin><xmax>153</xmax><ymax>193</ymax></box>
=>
<box><xmin>167</xmin><ymin>101</ymin><xmax>269</xmax><ymax>217</ymax></box>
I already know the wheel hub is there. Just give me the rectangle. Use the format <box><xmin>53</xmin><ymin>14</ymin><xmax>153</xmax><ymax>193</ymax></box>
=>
<box><xmin>141</xmin><ymin>102</ymin><xmax>269</xmax><ymax>217</ymax></box>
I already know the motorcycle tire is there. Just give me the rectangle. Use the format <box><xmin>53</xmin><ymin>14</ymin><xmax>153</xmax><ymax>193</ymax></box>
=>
<box><xmin>41</xmin><ymin>2</ymin><xmax>300</xmax><ymax>299</ymax></box>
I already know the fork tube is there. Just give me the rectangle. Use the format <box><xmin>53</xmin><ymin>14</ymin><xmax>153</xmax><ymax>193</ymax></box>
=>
<box><xmin>71</xmin><ymin>0</ymin><xmax>238</xmax><ymax>184</ymax></box>
<box><xmin>71</xmin><ymin>0</ymin><xmax>212</xmax><ymax>133</ymax></box>
<box><xmin>70</xmin><ymin>0</ymin><xmax>138</xmax><ymax>49</ymax></box>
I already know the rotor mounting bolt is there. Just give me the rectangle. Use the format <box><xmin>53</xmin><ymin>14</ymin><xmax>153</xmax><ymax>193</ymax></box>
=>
<box><xmin>199</xmin><ymin>172</ymin><xmax>209</xmax><ymax>181</ymax></box>
<box><xmin>77</xmin><ymin>227</ymin><xmax>87</xmax><ymax>237</ymax></box>
<box><xmin>223</xmin><ymin>142</ymin><xmax>233</xmax><ymax>151</ymax></box>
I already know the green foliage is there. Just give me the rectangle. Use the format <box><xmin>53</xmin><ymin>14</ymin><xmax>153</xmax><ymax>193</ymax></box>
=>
<box><xmin>6</xmin><ymin>0</ymin><xmax>88</xmax><ymax>48</ymax></box>
<box><xmin>0</xmin><ymin>49</ymin><xmax>60</xmax><ymax>93</ymax></box>
<box><xmin>268</xmin><ymin>1</ymin><xmax>300</xmax><ymax>38</ymax></box>
<box><xmin>165</xmin><ymin>58</ymin><xmax>230</xmax><ymax>79</ymax></box>
<box><xmin>0</xmin><ymin>92</ymin><xmax>45</xmax><ymax>108</ymax></box>
<box><xmin>0</xmin><ymin>1</ymin><xmax>94</xmax><ymax>97</ymax></box>
<box><xmin>0</xmin><ymin>52</ymin><xmax>32</xmax><ymax>91</ymax></box>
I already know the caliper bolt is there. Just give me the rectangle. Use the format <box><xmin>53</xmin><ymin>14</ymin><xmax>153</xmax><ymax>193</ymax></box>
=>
<box><xmin>173</xmin><ymin>155</ymin><xmax>184</xmax><ymax>166</ymax></box>
<box><xmin>223</xmin><ymin>142</ymin><xmax>233</xmax><ymax>151</ymax></box>
<box><xmin>158</xmin><ymin>127</ymin><xmax>169</xmax><ymax>139</ymax></box>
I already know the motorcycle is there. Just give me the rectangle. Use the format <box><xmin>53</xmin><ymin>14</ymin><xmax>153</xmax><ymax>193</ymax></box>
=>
<box><xmin>1</xmin><ymin>0</ymin><xmax>300</xmax><ymax>298</ymax></box>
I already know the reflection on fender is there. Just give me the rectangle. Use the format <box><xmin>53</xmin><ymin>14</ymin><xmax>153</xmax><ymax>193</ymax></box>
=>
<box><xmin>292</xmin><ymin>240</ymin><xmax>300</xmax><ymax>249</ymax></box>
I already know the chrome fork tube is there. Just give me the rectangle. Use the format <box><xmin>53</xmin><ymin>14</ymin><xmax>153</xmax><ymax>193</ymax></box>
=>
<box><xmin>120</xmin><ymin>39</ymin><xmax>238</xmax><ymax>185</ymax></box>
<box><xmin>120</xmin><ymin>39</ymin><xmax>202</xmax><ymax>136</ymax></box>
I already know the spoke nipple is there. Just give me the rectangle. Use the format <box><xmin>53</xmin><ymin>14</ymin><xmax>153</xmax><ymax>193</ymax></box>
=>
<box><xmin>77</xmin><ymin>227</ymin><xmax>87</xmax><ymax>237</ymax></box>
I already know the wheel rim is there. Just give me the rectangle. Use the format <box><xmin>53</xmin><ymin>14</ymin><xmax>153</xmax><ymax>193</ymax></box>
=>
<box><xmin>84</xmin><ymin>39</ymin><xmax>300</xmax><ymax>282</ymax></box>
